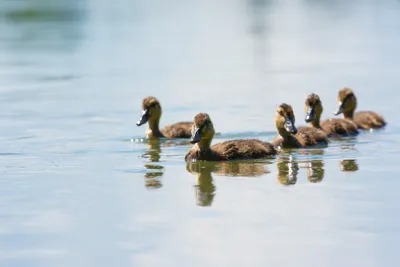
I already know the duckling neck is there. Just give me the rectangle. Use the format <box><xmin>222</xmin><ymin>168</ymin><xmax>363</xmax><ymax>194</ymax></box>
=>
<box><xmin>308</xmin><ymin>116</ymin><xmax>321</xmax><ymax>129</ymax></box>
<box><xmin>277</xmin><ymin>128</ymin><xmax>291</xmax><ymax>139</ymax></box>
<box><xmin>197</xmin><ymin>138</ymin><xmax>212</xmax><ymax>152</ymax></box>
<box><xmin>343</xmin><ymin>110</ymin><xmax>354</xmax><ymax>120</ymax></box>
<box><xmin>148</xmin><ymin>117</ymin><xmax>163</xmax><ymax>137</ymax></box>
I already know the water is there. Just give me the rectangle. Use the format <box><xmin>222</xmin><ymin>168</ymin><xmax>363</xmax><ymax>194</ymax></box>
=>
<box><xmin>1</xmin><ymin>0</ymin><xmax>400</xmax><ymax>266</ymax></box>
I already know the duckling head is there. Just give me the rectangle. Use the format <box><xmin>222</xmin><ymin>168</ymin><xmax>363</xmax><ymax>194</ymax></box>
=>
<box><xmin>275</xmin><ymin>103</ymin><xmax>298</xmax><ymax>135</ymax></box>
<box><xmin>305</xmin><ymin>93</ymin><xmax>323</xmax><ymax>125</ymax></box>
<box><xmin>190</xmin><ymin>113</ymin><xmax>215</xmax><ymax>146</ymax></box>
<box><xmin>136</xmin><ymin>96</ymin><xmax>162</xmax><ymax>126</ymax></box>
<box><xmin>334</xmin><ymin>88</ymin><xmax>357</xmax><ymax>117</ymax></box>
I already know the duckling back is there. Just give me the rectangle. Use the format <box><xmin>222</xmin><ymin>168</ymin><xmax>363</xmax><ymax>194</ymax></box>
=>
<box><xmin>273</xmin><ymin>127</ymin><xmax>328</xmax><ymax>149</ymax></box>
<box><xmin>185</xmin><ymin>139</ymin><xmax>277</xmax><ymax>162</ymax></box>
<box><xmin>353</xmin><ymin>111</ymin><xmax>386</xmax><ymax>129</ymax></box>
<box><xmin>296</xmin><ymin>126</ymin><xmax>329</xmax><ymax>147</ymax></box>
<box><xmin>320</xmin><ymin>118</ymin><xmax>359</xmax><ymax>137</ymax></box>
<box><xmin>161</xmin><ymin>122</ymin><xmax>192</xmax><ymax>138</ymax></box>
<box><xmin>212</xmin><ymin>139</ymin><xmax>277</xmax><ymax>160</ymax></box>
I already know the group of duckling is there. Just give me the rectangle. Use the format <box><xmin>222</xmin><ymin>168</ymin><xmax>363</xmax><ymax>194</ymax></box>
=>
<box><xmin>136</xmin><ymin>88</ymin><xmax>386</xmax><ymax>161</ymax></box>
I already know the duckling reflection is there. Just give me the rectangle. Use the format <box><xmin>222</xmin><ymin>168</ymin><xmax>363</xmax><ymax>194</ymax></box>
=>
<box><xmin>186</xmin><ymin>162</ymin><xmax>216</xmax><ymax>207</ymax></box>
<box><xmin>297</xmin><ymin>149</ymin><xmax>325</xmax><ymax>183</ymax></box>
<box><xmin>276</xmin><ymin>156</ymin><xmax>299</xmax><ymax>185</ymax></box>
<box><xmin>290</xmin><ymin>149</ymin><xmax>326</xmax><ymax>183</ymax></box>
<box><xmin>306</xmin><ymin>160</ymin><xmax>325</xmax><ymax>183</ymax></box>
<box><xmin>142</xmin><ymin>140</ymin><xmax>164</xmax><ymax>189</ymax></box>
<box><xmin>214</xmin><ymin>161</ymin><xmax>271</xmax><ymax>176</ymax></box>
<box><xmin>340</xmin><ymin>159</ymin><xmax>359</xmax><ymax>172</ymax></box>
<box><xmin>187</xmin><ymin>160</ymin><xmax>271</xmax><ymax>206</ymax></box>
<box><xmin>186</xmin><ymin>161</ymin><xmax>216</xmax><ymax>207</ymax></box>
<box><xmin>141</xmin><ymin>139</ymin><xmax>162</xmax><ymax>162</ymax></box>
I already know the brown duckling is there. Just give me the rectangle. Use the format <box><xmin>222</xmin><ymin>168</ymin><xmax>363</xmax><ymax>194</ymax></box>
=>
<box><xmin>305</xmin><ymin>93</ymin><xmax>359</xmax><ymax>137</ymax></box>
<box><xmin>272</xmin><ymin>103</ymin><xmax>328</xmax><ymax>148</ymax></box>
<box><xmin>334</xmin><ymin>88</ymin><xmax>386</xmax><ymax>129</ymax></box>
<box><xmin>136</xmin><ymin>96</ymin><xmax>192</xmax><ymax>138</ymax></box>
<box><xmin>185</xmin><ymin>113</ymin><xmax>277</xmax><ymax>162</ymax></box>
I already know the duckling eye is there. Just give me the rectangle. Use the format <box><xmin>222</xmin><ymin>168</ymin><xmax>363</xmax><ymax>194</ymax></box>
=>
<box><xmin>278</xmin><ymin>111</ymin><xmax>284</xmax><ymax>116</ymax></box>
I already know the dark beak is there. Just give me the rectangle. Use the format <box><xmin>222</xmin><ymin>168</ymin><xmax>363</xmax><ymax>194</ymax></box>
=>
<box><xmin>305</xmin><ymin>106</ymin><xmax>315</xmax><ymax>123</ymax></box>
<box><xmin>284</xmin><ymin>118</ymin><xmax>298</xmax><ymax>134</ymax></box>
<box><xmin>136</xmin><ymin>109</ymin><xmax>149</xmax><ymax>126</ymax></box>
<box><xmin>190</xmin><ymin>128</ymin><xmax>202</xmax><ymax>144</ymax></box>
<box><xmin>334</xmin><ymin>102</ymin><xmax>344</xmax><ymax>115</ymax></box>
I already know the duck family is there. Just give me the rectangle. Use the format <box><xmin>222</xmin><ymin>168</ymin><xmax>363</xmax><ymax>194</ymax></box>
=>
<box><xmin>136</xmin><ymin>88</ymin><xmax>386</xmax><ymax>162</ymax></box>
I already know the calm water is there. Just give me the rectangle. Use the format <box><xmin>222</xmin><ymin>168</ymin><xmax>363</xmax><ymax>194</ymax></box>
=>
<box><xmin>1</xmin><ymin>0</ymin><xmax>400</xmax><ymax>266</ymax></box>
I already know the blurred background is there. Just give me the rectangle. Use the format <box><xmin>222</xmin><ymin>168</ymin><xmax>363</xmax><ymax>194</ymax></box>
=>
<box><xmin>1</xmin><ymin>0</ymin><xmax>400</xmax><ymax>267</ymax></box>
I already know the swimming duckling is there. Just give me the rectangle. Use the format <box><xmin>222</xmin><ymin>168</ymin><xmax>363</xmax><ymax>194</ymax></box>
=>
<box><xmin>185</xmin><ymin>113</ymin><xmax>277</xmax><ymax>161</ymax></box>
<box><xmin>305</xmin><ymin>93</ymin><xmax>359</xmax><ymax>137</ymax></box>
<box><xmin>334</xmin><ymin>88</ymin><xmax>386</xmax><ymax>129</ymax></box>
<box><xmin>136</xmin><ymin>96</ymin><xmax>192</xmax><ymax>138</ymax></box>
<box><xmin>272</xmin><ymin>103</ymin><xmax>328</xmax><ymax>148</ymax></box>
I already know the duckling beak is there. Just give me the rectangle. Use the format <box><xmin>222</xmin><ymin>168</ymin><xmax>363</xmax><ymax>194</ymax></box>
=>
<box><xmin>334</xmin><ymin>102</ymin><xmax>344</xmax><ymax>115</ymax></box>
<box><xmin>190</xmin><ymin>128</ymin><xmax>202</xmax><ymax>144</ymax></box>
<box><xmin>136</xmin><ymin>109</ymin><xmax>149</xmax><ymax>126</ymax></box>
<box><xmin>305</xmin><ymin>106</ymin><xmax>315</xmax><ymax>123</ymax></box>
<box><xmin>284</xmin><ymin>118</ymin><xmax>298</xmax><ymax>134</ymax></box>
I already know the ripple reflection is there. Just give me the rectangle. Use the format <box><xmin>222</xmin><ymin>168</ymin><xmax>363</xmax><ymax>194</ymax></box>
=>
<box><xmin>142</xmin><ymin>140</ymin><xmax>164</xmax><ymax>189</ymax></box>
<box><xmin>186</xmin><ymin>160</ymin><xmax>272</xmax><ymax>206</ymax></box>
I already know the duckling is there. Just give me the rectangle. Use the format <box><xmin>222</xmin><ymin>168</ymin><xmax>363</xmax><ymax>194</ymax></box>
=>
<box><xmin>272</xmin><ymin>103</ymin><xmax>328</xmax><ymax>148</ymax></box>
<box><xmin>136</xmin><ymin>96</ymin><xmax>192</xmax><ymax>138</ymax></box>
<box><xmin>334</xmin><ymin>88</ymin><xmax>386</xmax><ymax>129</ymax></box>
<box><xmin>185</xmin><ymin>113</ymin><xmax>277</xmax><ymax>161</ymax></box>
<box><xmin>305</xmin><ymin>93</ymin><xmax>359</xmax><ymax>137</ymax></box>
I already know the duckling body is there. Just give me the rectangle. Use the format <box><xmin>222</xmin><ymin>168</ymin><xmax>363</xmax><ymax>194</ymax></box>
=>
<box><xmin>272</xmin><ymin>127</ymin><xmax>328</xmax><ymax>148</ymax></box>
<box><xmin>159</xmin><ymin>122</ymin><xmax>192</xmax><ymax>138</ymax></box>
<box><xmin>185</xmin><ymin>113</ymin><xmax>277</xmax><ymax>162</ymax></box>
<box><xmin>352</xmin><ymin>111</ymin><xmax>386</xmax><ymax>130</ymax></box>
<box><xmin>305</xmin><ymin>93</ymin><xmax>359</xmax><ymax>137</ymax></box>
<box><xmin>320</xmin><ymin>118</ymin><xmax>358</xmax><ymax>136</ymax></box>
<box><xmin>136</xmin><ymin>96</ymin><xmax>192</xmax><ymax>138</ymax></box>
<box><xmin>272</xmin><ymin>103</ymin><xmax>328</xmax><ymax>148</ymax></box>
<box><xmin>272</xmin><ymin>135</ymin><xmax>302</xmax><ymax>148</ymax></box>
<box><xmin>186</xmin><ymin>139</ymin><xmax>276</xmax><ymax>161</ymax></box>
<box><xmin>297</xmin><ymin>126</ymin><xmax>329</xmax><ymax>146</ymax></box>
<box><xmin>334</xmin><ymin>88</ymin><xmax>386</xmax><ymax>130</ymax></box>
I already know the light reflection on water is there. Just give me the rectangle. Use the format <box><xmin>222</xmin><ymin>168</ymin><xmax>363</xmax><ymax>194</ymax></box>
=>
<box><xmin>1</xmin><ymin>0</ymin><xmax>400</xmax><ymax>267</ymax></box>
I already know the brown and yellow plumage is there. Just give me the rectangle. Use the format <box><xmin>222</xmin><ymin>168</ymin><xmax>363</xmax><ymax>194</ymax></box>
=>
<box><xmin>272</xmin><ymin>103</ymin><xmax>328</xmax><ymax>148</ymax></box>
<box><xmin>136</xmin><ymin>96</ymin><xmax>192</xmax><ymax>138</ymax></box>
<box><xmin>185</xmin><ymin>113</ymin><xmax>277</xmax><ymax>161</ymax></box>
<box><xmin>334</xmin><ymin>88</ymin><xmax>386</xmax><ymax>129</ymax></box>
<box><xmin>304</xmin><ymin>93</ymin><xmax>359</xmax><ymax>137</ymax></box>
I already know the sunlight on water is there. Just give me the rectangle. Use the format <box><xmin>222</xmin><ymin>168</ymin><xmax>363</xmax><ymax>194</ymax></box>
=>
<box><xmin>1</xmin><ymin>0</ymin><xmax>400</xmax><ymax>267</ymax></box>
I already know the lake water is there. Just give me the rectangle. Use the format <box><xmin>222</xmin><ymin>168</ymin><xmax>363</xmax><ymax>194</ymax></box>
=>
<box><xmin>1</xmin><ymin>0</ymin><xmax>400</xmax><ymax>266</ymax></box>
